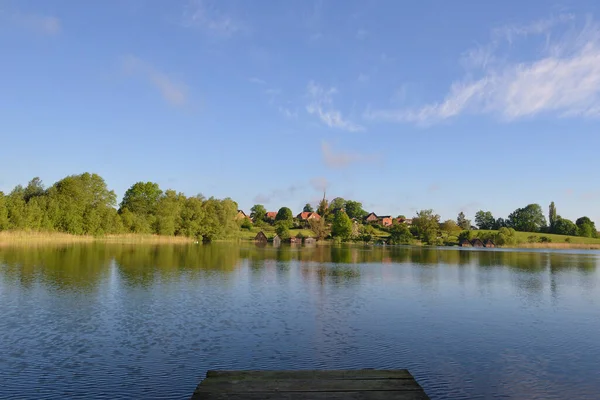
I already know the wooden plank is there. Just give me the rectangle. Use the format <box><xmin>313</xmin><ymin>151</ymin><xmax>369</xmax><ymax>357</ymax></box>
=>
<box><xmin>196</xmin><ymin>378</ymin><xmax>422</xmax><ymax>393</ymax></box>
<box><xmin>205</xmin><ymin>369</ymin><xmax>413</xmax><ymax>380</ymax></box>
<box><xmin>195</xmin><ymin>391</ymin><xmax>430</xmax><ymax>400</ymax></box>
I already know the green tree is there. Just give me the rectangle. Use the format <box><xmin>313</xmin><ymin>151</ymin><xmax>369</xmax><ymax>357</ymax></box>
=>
<box><xmin>553</xmin><ymin>217</ymin><xmax>578</xmax><ymax>236</ymax></box>
<box><xmin>494</xmin><ymin>217</ymin><xmax>506</xmax><ymax>229</ymax></box>
<box><xmin>345</xmin><ymin>200</ymin><xmax>367</xmax><ymax>220</ymax></box>
<box><xmin>119</xmin><ymin>182</ymin><xmax>162</xmax><ymax>216</ymax></box>
<box><xmin>155</xmin><ymin>190</ymin><xmax>185</xmax><ymax>236</ymax></box>
<box><xmin>576</xmin><ymin>216</ymin><xmax>597</xmax><ymax>238</ymax></box>
<box><xmin>413</xmin><ymin>209</ymin><xmax>440</xmax><ymax>244</ymax></box>
<box><xmin>275</xmin><ymin>207</ymin><xmax>293</xmax><ymax>226</ymax></box>
<box><xmin>316</xmin><ymin>196</ymin><xmax>329</xmax><ymax>220</ymax></box>
<box><xmin>457</xmin><ymin>212</ymin><xmax>471</xmax><ymax>230</ymax></box>
<box><xmin>440</xmin><ymin>219</ymin><xmax>462</xmax><ymax>235</ymax></box>
<box><xmin>250</xmin><ymin>204</ymin><xmax>267</xmax><ymax>223</ymax></box>
<box><xmin>458</xmin><ymin>230</ymin><xmax>474</xmax><ymax>242</ymax></box>
<box><xmin>6</xmin><ymin>186</ymin><xmax>27</xmax><ymax>229</ymax></box>
<box><xmin>507</xmin><ymin>204</ymin><xmax>547</xmax><ymax>232</ymax></box>
<box><xmin>475</xmin><ymin>210</ymin><xmax>495</xmax><ymax>230</ymax></box>
<box><xmin>494</xmin><ymin>227</ymin><xmax>517</xmax><ymax>246</ymax></box>
<box><xmin>302</xmin><ymin>203</ymin><xmax>314</xmax><ymax>213</ymax></box>
<box><xmin>388</xmin><ymin>223</ymin><xmax>413</xmax><ymax>244</ymax></box>
<box><xmin>549</xmin><ymin>201</ymin><xmax>557</xmax><ymax>232</ymax></box>
<box><xmin>23</xmin><ymin>177</ymin><xmax>45</xmax><ymax>202</ymax></box>
<box><xmin>329</xmin><ymin>197</ymin><xmax>346</xmax><ymax>212</ymax></box>
<box><xmin>0</xmin><ymin>192</ymin><xmax>9</xmax><ymax>230</ymax></box>
<box><xmin>275</xmin><ymin>221</ymin><xmax>290</xmax><ymax>239</ymax></box>
<box><xmin>309</xmin><ymin>218</ymin><xmax>330</xmax><ymax>240</ymax></box>
<box><xmin>331</xmin><ymin>211</ymin><xmax>353</xmax><ymax>240</ymax></box>
<box><xmin>179</xmin><ymin>196</ymin><xmax>204</xmax><ymax>238</ymax></box>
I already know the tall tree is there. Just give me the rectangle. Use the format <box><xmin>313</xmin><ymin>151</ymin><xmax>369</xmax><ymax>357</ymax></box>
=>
<box><xmin>331</xmin><ymin>211</ymin><xmax>353</xmax><ymax>240</ymax></box>
<box><xmin>576</xmin><ymin>216</ymin><xmax>597</xmax><ymax>238</ymax></box>
<box><xmin>413</xmin><ymin>209</ymin><xmax>441</xmax><ymax>244</ymax></box>
<box><xmin>275</xmin><ymin>207</ymin><xmax>293</xmax><ymax>226</ymax></box>
<box><xmin>475</xmin><ymin>210</ymin><xmax>495</xmax><ymax>230</ymax></box>
<box><xmin>549</xmin><ymin>201</ymin><xmax>557</xmax><ymax>232</ymax></box>
<box><xmin>507</xmin><ymin>204</ymin><xmax>547</xmax><ymax>232</ymax></box>
<box><xmin>553</xmin><ymin>217</ymin><xmax>578</xmax><ymax>236</ymax></box>
<box><xmin>119</xmin><ymin>182</ymin><xmax>162</xmax><ymax>216</ymax></box>
<box><xmin>0</xmin><ymin>192</ymin><xmax>8</xmax><ymax>230</ymax></box>
<box><xmin>250</xmin><ymin>204</ymin><xmax>267</xmax><ymax>222</ymax></box>
<box><xmin>345</xmin><ymin>200</ymin><xmax>367</xmax><ymax>220</ymax></box>
<box><xmin>23</xmin><ymin>177</ymin><xmax>45</xmax><ymax>202</ymax></box>
<box><xmin>388</xmin><ymin>222</ymin><xmax>413</xmax><ymax>244</ymax></box>
<box><xmin>302</xmin><ymin>203</ymin><xmax>314</xmax><ymax>213</ymax></box>
<box><xmin>316</xmin><ymin>195</ymin><xmax>329</xmax><ymax>220</ymax></box>
<box><xmin>457</xmin><ymin>212</ymin><xmax>471</xmax><ymax>230</ymax></box>
<box><xmin>309</xmin><ymin>218</ymin><xmax>330</xmax><ymax>240</ymax></box>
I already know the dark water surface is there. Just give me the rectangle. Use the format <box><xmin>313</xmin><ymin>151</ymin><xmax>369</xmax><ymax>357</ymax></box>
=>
<box><xmin>1</xmin><ymin>243</ymin><xmax>599</xmax><ymax>399</ymax></box>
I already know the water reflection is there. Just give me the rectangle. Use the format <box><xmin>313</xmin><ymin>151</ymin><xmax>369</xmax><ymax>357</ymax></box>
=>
<box><xmin>0</xmin><ymin>244</ymin><xmax>599</xmax><ymax>399</ymax></box>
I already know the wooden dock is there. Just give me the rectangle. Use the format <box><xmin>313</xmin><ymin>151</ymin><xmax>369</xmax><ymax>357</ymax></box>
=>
<box><xmin>191</xmin><ymin>369</ymin><xmax>430</xmax><ymax>399</ymax></box>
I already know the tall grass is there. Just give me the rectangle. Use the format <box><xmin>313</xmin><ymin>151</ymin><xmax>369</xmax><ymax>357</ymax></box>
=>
<box><xmin>0</xmin><ymin>231</ymin><xmax>194</xmax><ymax>246</ymax></box>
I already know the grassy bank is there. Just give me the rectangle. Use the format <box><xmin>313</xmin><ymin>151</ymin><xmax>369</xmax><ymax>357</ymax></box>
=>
<box><xmin>0</xmin><ymin>231</ymin><xmax>194</xmax><ymax>246</ymax></box>
<box><xmin>476</xmin><ymin>230</ymin><xmax>600</xmax><ymax>245</ymax></box>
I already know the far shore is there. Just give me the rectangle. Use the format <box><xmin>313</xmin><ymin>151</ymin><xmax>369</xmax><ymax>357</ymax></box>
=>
<box><xmin>2</xmin><ymin>231</ymin><xmax>599</xmax><ymax>250</ymax></box>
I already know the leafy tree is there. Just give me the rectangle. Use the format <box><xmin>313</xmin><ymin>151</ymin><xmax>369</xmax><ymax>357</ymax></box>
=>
<box><xmin>457</xmin><ymin>212</ymin><xmax>471</xmax><ymax>230</ymax></box>
<box><xmin>475</xmin><ymin>210</ymin><xmax>495</xmax><ymax>230</ymax></box>
<box><xmin>553</xmin><ymin>217</ymin><xmax>578</xmax><ymax>236</ymax></box>
<box><xmin>155</xmin><ymin>190</ymin><xmax>185</xmax><ymax>236</ymax></box>
<box><xmin>397</xmin><ymin>215</ymin><xmax>406</xmax><ymax>220</ymax></box>
<box><xmin>331</xmin><ymin>211</ymin><xmax>353</xmax><ymax>240</ymax></box>
<box><xmin>316</xmin><ymin>196</ymin><xmax>329</xmax><ymax>220</ymax></box>
<box><xmin>250</xmin><ymin>204</ymin><xmax>266</xmax><ymax>223</ymax></box>
<box><xmin>119</xmin><ymin>181</ymin><xmax>162</xmax><ymax>216</ymax></box>
<box><xmin>440</xmin><ymin>219</ymin><xmax>461</xmax><ymax>235</ymax></box>
<box><xmin>345</xmin><ymin>200</ymin><xmax>367</xmax><ymax>220</ymax></box>
<box><xmin>23</xmin><ymin>177</ymin><xmax>45</xmax><ymax>202</ymax></box>
<box><xmin>275</xmin><ymin>221</ymin><xmax>290</xmax><ymax>239</ymax></box>
<box><xmin>413</xmin><ymin>209</ymin><xmax>440</xmax><ymax>244</ymax></box>
<box><xmin>549</xmin><ymin>201</ymin><xmax>557</xmax><ymax>232</ymax></box>
<box><xmin>495</xmin><ymin>227</ymin><xmax>517</xmax><ymax>246</ymax></box>
<box><xmin>494</xmin><ymin>217</ymin><xmax>507</xmax><ymax>229</ymax></box>
<box><xmin>0</xmin><ymin>192</ymin><xmax>9</xmax><ymax>230</ymax></box>
<box><xmin>576</xmin><ymin>216</ymin><xmax>597</xmax><ymax>238</ymax></box>
<box><xmin>302</xmin><ymin>203</ymin><xmax>314</xmax><ymax>213</ymax></box>
<box><xmin>275</xmin><ymin>207</ymin><xmax>293</xmax><ymax>226</ymax></box>
<box><xmin>458</xmin><ymin>230</ymin><xmax>474</xmax><ymax>242</ymax></box>
<box><xmin>309</xmin><ymin>218</ymin><xmax>330</xmax><ymax>240</ymax></box>
<box><xmin>179</xmin><ymin>196</ymin><xmax>204</xmax><ymax>238</ymax></box>
<box><xmin>329</xmin><ymin>197</ymin><xmax>346</xmax><ymax>212</ymax></box>
<box><xmin>507</xmin><ymin>204</ymin><xmax>547</xmax><ymax>232</ymax></box>
<box><xmin>388</xmin><ymin>223</ymin><xmax>413</xmax><ymax>244</ymax></box>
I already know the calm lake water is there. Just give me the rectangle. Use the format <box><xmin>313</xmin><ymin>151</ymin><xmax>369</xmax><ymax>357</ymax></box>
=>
<box><xmin>1</xmin><ymin>243</ymin><xmax>599</xmax><ymax>399</ymax></box>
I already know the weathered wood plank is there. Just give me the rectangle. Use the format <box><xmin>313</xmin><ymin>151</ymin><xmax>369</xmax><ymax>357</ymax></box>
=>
<box><xmin>205</xmin><ymin>369</ymin><xmax>413</xmax><ymax>380</ymax></box>
<box><xmin>196</xmin><ymin>378</ymin><xmax>422</xmax><ymax>393</ymax></box>
<box><xmin>195</xmin><ymin>391</ymin><xmax>430</xmax><ymax>400</ymax></box>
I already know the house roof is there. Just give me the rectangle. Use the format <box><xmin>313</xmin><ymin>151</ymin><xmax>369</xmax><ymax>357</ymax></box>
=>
<box><xmin>298</xmin><ymin>211</ymin><xmax>321</xmax><ymax>220</ymax></box>
<box><xmin>379</xmin><ymin>215</ymin><xmax>392</xmax><ymax>219</ymax></box>
<box><xmin>266</xmin><ymin>211</ymin><xmax>277</xmax><ymax>219</ymax></box>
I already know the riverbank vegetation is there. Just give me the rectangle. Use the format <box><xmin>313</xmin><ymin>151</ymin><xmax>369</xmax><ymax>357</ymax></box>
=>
<box><xmin>0</xmin><ymin>174</ymin><xmax>597</xmax><ymax>248</ymax></box>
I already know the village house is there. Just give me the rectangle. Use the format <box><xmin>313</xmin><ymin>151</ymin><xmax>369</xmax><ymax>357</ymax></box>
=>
<box><xmin>272</xmin><ymin>235</ymin><xmax>281</xmax><ymax>247</ymax></box>
<box><xmin>265</xmin><ymin>211</ymin><xmax>277</xmax><ymax>221</ymax></box>
<box><xmin>304</xmin><ymin>237</ymin><xmax>316</xmax><ymax>245</ymax></box>
<box><xmin>289</xmin><ymin>236</ymin><xmax>302</xmax><ymax>244</ymax></box>
<box><xmin>471</xmin><ymin>238</ymin><xmax>484</xmax><ymax>248</ymax></box>
<box><xmin>296</xmin><ymin>212</ymin><xmax>321</xmax><ymax>221</ymax></box>
<box><xmin>254</xmin><ymin>231</ymin><xmax>268</xmax><ymax>244</ymax></box>
<box><xmin>235</xmin><ymin>210</ymin><xmax>250</xmax><ymax>220</ymax></box>
<box><xmin>365</xmin><ymin>212</ymin><xmax>393</xmax><ymax>227</ymax></box>
<box><xmin>484</xmin><ymin>239</ymin><xmax>495</xmax><ymax>248</ymax></box>
<box><xmin>396</xmin><ymin>217</ymin><xmax>413</xmax><ymax>225</ymax></box>
<box><xmin>365</xmin><ymin>212</ymin><xmax>379</xmax><ymax>223</ymax></box>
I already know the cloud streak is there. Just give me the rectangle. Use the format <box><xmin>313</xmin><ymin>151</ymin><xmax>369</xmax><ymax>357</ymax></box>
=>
<box><xmin>321</xmin><ymin>141</ymin><xmax>378</xmax><ymax>169</ymax></box>
<box><xmin>4</xmin><ymin>12</ymin><xmax>61</xmax><ymax>35</ymax></box>
<box><xmin>123</xmin><ymin>56</ymin><xmax>188</xmax><ymax>107</ymax></box>
<box><xmin>366</xmin><ymin>15</ymin><xmax>600</xmax><ymax>125</ymax></box>
<box><xmin>306</xmin><ymin>81</ymin><xmax>364</xmax><ymax>132</ymax></box>
<box><xmin>182</xmin><ymin>0</ymin><xmax>243</xmax><ymax>37</ymax></box>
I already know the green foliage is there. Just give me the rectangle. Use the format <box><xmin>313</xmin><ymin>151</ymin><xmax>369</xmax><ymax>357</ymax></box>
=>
<box><xmin>345</xmin><ymin>200</ymin><xmax>367</xmax><ymax>220</ymax></box>
<box><xmin>457</xmin><ymin>212</ymin><xmax>471</xmax><ymax>230</ymax></box>
<box><xmin>413</xmin><ymin>209</ymin><xmax>441</xmax><ymax>244</ymax></box>
<box><xmin>458</xmin><ymin>230</ymin><xmax>474</xmax><ymax>242</ymax></box>
<box><xmin>250</xmin><ymin>204</ymin><xmax>267</xmax><ymax>223</ymax></box>
<box><xmin>576</xmin><ymin>216</ymin><xmax>597</xmax><ymax>238</ymax></box>
<box><xmin>440</xmin><ymin>219</ymin><xmax>461</xmax><ymax>235</ymax></box>
<box><xmin>331</xmin><ymin>211</ymin><xmax>353</xmax><ymax>240</ymax></box>
<box><xmin>316</xmin><ymin>197</ymin><xmax>329</xmax><ymax>220</ymax></box>
<box><xmin>0</xmin><ymin>192</ymin><xmax>8</xmax><ymax>230</ymax></box>
<box><xmin>329</xmin><ymin>197</ymin><xmax>346</xmax><ymax>212</ymax></box>
<box><xmin>549</xmin><ymin>201</ymin><xmax>557</xmax><ymax>231</ymax></box>
<box><xmin>475</xmin><ymin>210</ymin><xmax>495</xmax><ymax>230</ymax></box>
<box><xmin>275</xmin><ymin>221</ymin><xmax>290</xmax><ymax>239</ymax></box>
<box><xmin>275</xmin><ymin>207</ymin><xmax>293</xmax><ymax>226</ymax></box>
<box><xmin>119</xmin><ymin>181</ymin><xmax>162</xmax><ymax>216</ymax></box>
<box><xmin>240</xmin><ymin>218</ymin><xmax>252</xmax><ymax>230</ymax></box>
<box><xmin>553</xmin><ymin>217</ymin><xmax>578</xmax><ymax>236</ymax></box>
<box><xmin>302</xmin><ymin>203</ymin><xmax>314</xmax><ymax>213</ymax></box>
<box><xmin>23</xmin><ymin>177</ymin><xmax>45</xmax><ymax>202</ymax></box>
<box><xmin>507</xmin><ymin>204</ymin><xmax>547</xmax><ymax>232</ymax></box>
<box><xmin>494</xmin><ymin>217</ymin><xmax>507</xmax><ymax>229</ymax></box>
<box><xmin>309</xmin><ymin>218</ymin><xmax>330</xmax><ymax>240</ymax></box>
<box><xmin>388</xmin><ymin>223</ymin><xmax>413</xmax><ymax>244</ymax></box>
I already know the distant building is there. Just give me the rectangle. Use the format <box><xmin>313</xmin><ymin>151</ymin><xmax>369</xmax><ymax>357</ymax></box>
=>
<box><xmin>484</xmin><ymin>239</ymin><xmax>495</xmax><ymax>248</ymax></box>
<box><xmin>254</xmin><ymin>231</ymin><xmax>268</xmax><ymax>244</ymax></box>
<box><xmin>459</xmin><ymin>239</ymin><xmax>472</xmax><ymax>247</ymax></box>
<box><xmin>365</xmin><ymin>212</ymin><xmax>379</xmax><ymax>223</ymax></box>
<box><xmin>471</xmin><ymin>238</ymin><xmax>484</xmax><ymax>248</ymax></box>
<box><xmin>235</xmin><ymin>210</ymin><xmax>249</xmax><ymax>220</ymax></box>
<box><xmin>289</xmin><ymin>236</ymin><xmax>302</xmax><ymax>244</ymax></box>
<box><xmin>265</xmin><ymin>211</ymin><xmax>277</xmax><ymax>220</ymax></box>
<box><xmin>272</xmin><ymin>235</ymin><xmax>281</xmax><ymax>247</ymax></box>
<box><xmin>304</xmin><ymin>237</ymin><xmax>316</xmax><ymax>245</ymax></box>
<box><xmin>379</xmin><ymin>216</ymin><xmax>393</xmax><ymax>227</ymax></box>
<box><xmin>296</xmin><ymin>212</ymin><xmax>321</xmax><ymax>221</ymax></box>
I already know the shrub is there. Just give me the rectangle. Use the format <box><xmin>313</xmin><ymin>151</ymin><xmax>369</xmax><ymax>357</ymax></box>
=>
<box><xmin>527</xmin><ymin>235</ymin><xmax>539</xmax><ymax>243</ymax></box>
<box><xmin>240</xmin><ymin>219</ymin><xmax>252</xmax><ymax>230</ymax></box>
<box><xmin>539</xmin><ymin>236</ymin><xmax>552</xmax><ymax>243</ymax></box>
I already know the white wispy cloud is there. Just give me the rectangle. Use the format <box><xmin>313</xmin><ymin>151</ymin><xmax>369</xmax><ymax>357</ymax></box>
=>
<box><xmin>253</xmin><ymin>184</ymin><xmax>302</xmax><ymax>204</ymax></box>
<box><xmin>278</xmin><ymin>106</ymin><xmax>298</xmax><ymax>118</ymax></box>
<box><xmin>306</xmin><ymin>81</ymin><xmax>364</xmax><ymax>132</ymax></box>
<box><xmin>182</xmin><ymin>0</ymin><xmax>243</xmax><ymax>37</ymax></box>
<box><xmin>4</xmin><ymin>11</ymin><xmax>61</xmax><ymax>35</ymax></box>
<box><xmin>123</xmin><ymin>56</ymin><xmax>188</xmax><ymax>107</ymax></box>
<box><xmin>321</xmin><ymin>141</ymin><xmax>378</xmax><ymax>169</ymax></box>
<box><xmin>366</xmin><ymin>15</ymin><xmax>600</xmax><ymax>125</ymax></box>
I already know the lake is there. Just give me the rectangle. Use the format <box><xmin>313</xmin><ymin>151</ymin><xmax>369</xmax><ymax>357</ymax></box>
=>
<box><xmin>1</xmin><ymin>243</ymin><xmax>599</xmax><ymax>399</ymax></box>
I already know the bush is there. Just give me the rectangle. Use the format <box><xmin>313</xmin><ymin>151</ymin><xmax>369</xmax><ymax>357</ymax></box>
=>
<box><xmin>240</xmin><ymin>219</ymin><xmax>252</xmax><ymax>230</ymax></box>
<box><xmin>539</xmin><ymin>236</ymin><xmax>552</xmax><ymax>243</ymax></box>
<box><xmin>527</xmin><ymin>235</ymin><xmax>539</xmax><ymax>243</ymax></box>
<box><xmin>565</xmin><ymin>237</ymin><xmax>571</xmax><ymax>243</ymax></box>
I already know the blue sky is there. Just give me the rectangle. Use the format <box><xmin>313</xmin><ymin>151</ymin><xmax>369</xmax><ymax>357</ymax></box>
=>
<box><xmin>1</xmin><ymin>0</ymin><xmax>599</xmax><ymax>224</ymax></box>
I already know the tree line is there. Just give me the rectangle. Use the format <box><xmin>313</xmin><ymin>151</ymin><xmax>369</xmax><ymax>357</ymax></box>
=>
<box><xmin>0</xmin><ymin>174</ymin><xmax>240</xmax><ymax>241</ymax></box>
